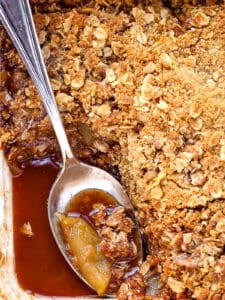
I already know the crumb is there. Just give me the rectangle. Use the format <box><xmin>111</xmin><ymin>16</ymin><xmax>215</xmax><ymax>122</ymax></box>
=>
<box><xmin>20</xmin><ymin>222</ymin><xmax>34</xmax><ymax>237</ymax></box>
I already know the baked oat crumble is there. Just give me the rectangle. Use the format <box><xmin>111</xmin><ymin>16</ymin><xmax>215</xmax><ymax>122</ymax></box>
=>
<box><xmin>90</xmin><ymin>204</ymin><xmax>143</xmax><ymax>294</ymax></box>
<box><xmin>1</xmin><ymin>0</ymin><xmax>225</xmax><ymax>299</ymax></box>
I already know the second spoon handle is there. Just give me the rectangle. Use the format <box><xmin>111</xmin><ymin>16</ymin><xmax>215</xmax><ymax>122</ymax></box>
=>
<box><xmin>0</xmin><ymin>0</ymin><xmax>75</xmax><ymax>164</ymax></box>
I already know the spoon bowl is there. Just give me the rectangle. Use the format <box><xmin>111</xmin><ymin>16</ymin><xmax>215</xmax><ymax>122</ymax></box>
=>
<box><xmin>0</xmin><ymin>0</ymin><xmax>143</xmax><ymax>295</ymax></box>
<box><xmin>48</xmin><ymin>158</ymin><xmax>140</xmax><ymax>291</ymax></box>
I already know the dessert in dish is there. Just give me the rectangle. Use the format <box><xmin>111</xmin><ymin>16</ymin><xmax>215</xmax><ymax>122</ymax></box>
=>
<box><xmin>57</xmin><ymin>189</ymin><xmax>142</xmax><ymax>296</ymax></box>
<box><xmin>0</xmin><ymin>0</ymin><xmax>225</xmax><ymax>299</ymax></box>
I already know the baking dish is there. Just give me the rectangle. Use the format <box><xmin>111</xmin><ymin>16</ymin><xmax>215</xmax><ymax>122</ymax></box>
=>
<box><xmin>1</xmin><ymin>0</ymin><xmax>225</xmax><ymax>299</ymax></box>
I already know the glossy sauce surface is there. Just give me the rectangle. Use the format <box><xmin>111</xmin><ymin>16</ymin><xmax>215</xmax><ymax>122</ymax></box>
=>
<box><xmin>66</xmin><ymin>189</ymin><xmax>117</xmax><ymax>220</ymax></box>
<box><xmin>13</xmin><ymin>159</ymin><xmax>94</xmax><ymax>297</ymax></box>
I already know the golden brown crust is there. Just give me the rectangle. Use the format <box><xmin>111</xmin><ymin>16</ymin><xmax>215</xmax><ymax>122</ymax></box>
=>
<box><xmin>1</xmin><ymin>1</ymin><xmax>225</xmax><ymax>299</ymax></box>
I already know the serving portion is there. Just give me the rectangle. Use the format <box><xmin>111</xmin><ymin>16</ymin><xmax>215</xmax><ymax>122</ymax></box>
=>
<box><xmin>57</xmin><ymin>189</ymin><xmax>142</xmax><ymax>296</ymax></box>
<box><xmin>1</xmin><ymin>0</ymin><xmax>225</xmax><ymax>299</ymax></box>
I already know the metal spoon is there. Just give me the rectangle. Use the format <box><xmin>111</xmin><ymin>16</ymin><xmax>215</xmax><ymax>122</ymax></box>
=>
<box><xmin>0</xmin><ymin>0</ymin><xmax>143</xmax><ymax>295</ymax></box>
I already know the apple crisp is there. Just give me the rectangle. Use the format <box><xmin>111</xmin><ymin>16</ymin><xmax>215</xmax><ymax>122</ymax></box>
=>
<box><xmin>1</xmin><ymin>0</ymin><xmax>225</xmax><ymax>299</ymax></box>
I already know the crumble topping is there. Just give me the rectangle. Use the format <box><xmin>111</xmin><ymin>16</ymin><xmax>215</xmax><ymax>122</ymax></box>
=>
<box><xmin>91</xmin><ymin>205</ymin><xmax>137</xmax><ymax>262</ymax></box>
<box><xmin>90</xmin><ymin>204</ymin><xmax>143</xmax><ymax>294</ymax></box>
<box><xmin>1</xmin><ymin>0</ymin><xmax>225</xmax><ymax>299</ymax></box>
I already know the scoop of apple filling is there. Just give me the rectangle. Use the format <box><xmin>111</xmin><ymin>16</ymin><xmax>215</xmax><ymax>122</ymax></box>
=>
<box><xmin>58</xmin><ymin>204</ymin><xmax>144</xmax><ymax>297</ymax></box>
<box><xmin>59</xmin><ymin>215</ymin><xmax>111</xmax><ymax>296</ymax></box>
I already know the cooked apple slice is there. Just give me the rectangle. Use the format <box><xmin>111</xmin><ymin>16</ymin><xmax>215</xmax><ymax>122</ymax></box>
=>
<box><xmin>59</xmin><ymin>215</ymin><xmax>111</xmax><ymax>296</ymax></box>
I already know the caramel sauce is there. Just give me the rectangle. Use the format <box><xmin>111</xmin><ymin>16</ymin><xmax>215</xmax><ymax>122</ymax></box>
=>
<box><xmin>66</xmin><ymin>189</ymin><xmax>117</xmax><ymax>219</ymax></box>
<box><xmin>13</xmin><ymin>158</ymin><xmax>94</xmax><ymax>297</ymax></box>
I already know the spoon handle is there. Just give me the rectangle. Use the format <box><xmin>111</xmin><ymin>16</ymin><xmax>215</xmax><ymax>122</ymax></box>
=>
<box><xmin>0</xmin><ymin>0</ymin><xmax>76</xmax><ymax>164</ymax></box>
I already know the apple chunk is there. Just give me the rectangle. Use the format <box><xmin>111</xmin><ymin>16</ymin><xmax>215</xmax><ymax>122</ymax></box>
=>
<box><xmin>59</xmin><ymin>215</ymin><xmax>111</xmax><ymax>296</ymax></box>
